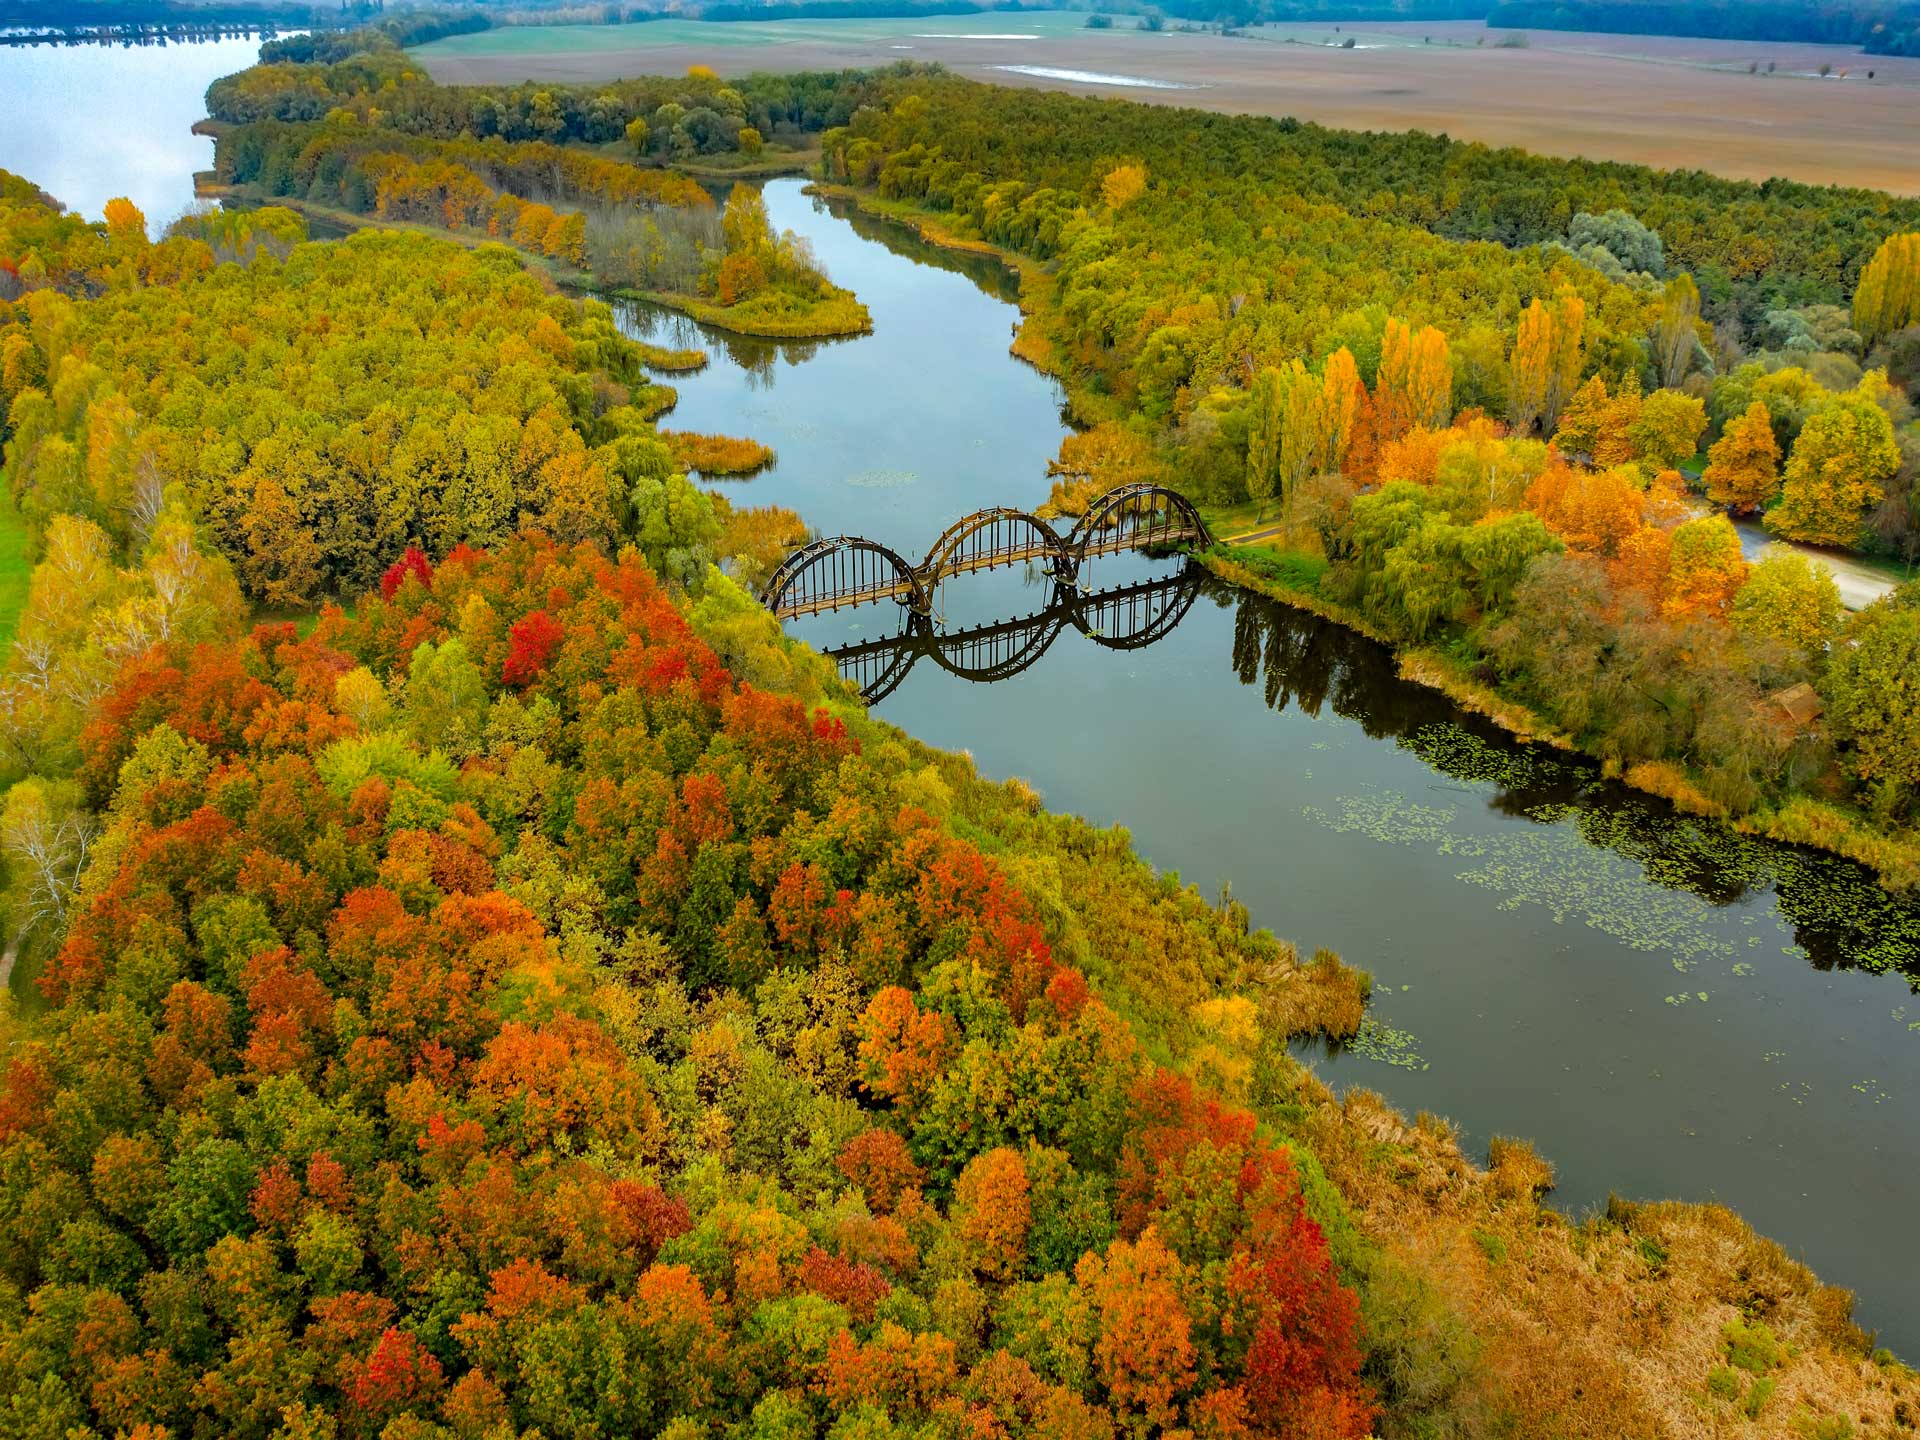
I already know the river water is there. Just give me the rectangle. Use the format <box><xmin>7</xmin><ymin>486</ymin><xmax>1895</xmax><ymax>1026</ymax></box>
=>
<box><xmin>622</xmin><ymin>180</ymin><xmax>1920</xmax><ymax>1354</ymax></box>
<box><xmin>8</xmin><ymin>44</ymin><xmax>1920</xmax><ymax>1354</ymax></box>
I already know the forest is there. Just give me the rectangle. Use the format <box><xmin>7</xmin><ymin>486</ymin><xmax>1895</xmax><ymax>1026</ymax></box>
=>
<box><xmin>206</xmin><ymin>59</ymin><xmax>876</xmax><ymax>335</ymax></box>
<box><xmin>43</xmin><ymin>0</ymin><xmax>1920</xmax><ymax>1404</ymax></box>
<box><xmin>176</xmin><ymin>44</ymin><xmax>1920</xmax><ymax>858</ymax></box>
<box><xmin>6</xmin><ymin>162</ymin><xmax>1913</xmax><ymax>1439</ymax></box>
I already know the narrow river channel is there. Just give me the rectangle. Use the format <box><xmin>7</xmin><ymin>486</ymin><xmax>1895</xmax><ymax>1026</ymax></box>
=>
<box><xmin>5</xmin><ymin>41</ymin><xmax>1920</xmax><ymax>1354</ymax></box>
<box><xmin>618</xmin><ymin>178</ymin><xmax>1920</xmax><ymax>1355</ymax></box>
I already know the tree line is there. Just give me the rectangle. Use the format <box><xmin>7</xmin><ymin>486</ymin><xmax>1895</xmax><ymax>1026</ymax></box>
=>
<box><xmin>1484</xmin><ymin>0</ymin><xmax>1920</xmax><ymax>55</ymax></box>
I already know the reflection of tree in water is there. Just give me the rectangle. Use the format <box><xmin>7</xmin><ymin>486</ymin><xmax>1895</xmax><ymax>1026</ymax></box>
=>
<box><xmin>821</xmin><ymin>192</ymin><xmax>1025</xmax><ymax>305</ymax></box>
<box><xmin>1223</xmin><ymin>585</ymin><xmax>1460</xmax><ymax>741</ymax></box>
<box><xmin>602</xmin><ymin>296</ymin><xmax>849</xmax><ymax>387</ymax></box>
<box><xmin>1219</xmin><ymin>582</ymin><xmax>1920</xmax><ymax>980</ymax></box>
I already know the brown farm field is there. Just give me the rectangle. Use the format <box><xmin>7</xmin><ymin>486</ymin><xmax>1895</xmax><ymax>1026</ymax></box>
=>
<box><xmin>417</xmin><ymin>16</ymin><xmax>1920</xmax><ymax>194</ymax></box>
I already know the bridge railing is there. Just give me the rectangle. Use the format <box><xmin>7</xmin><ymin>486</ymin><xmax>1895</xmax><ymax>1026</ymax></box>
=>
<box><xmin>761</xmin><ymin>483</ymin><xmax>1209</xmax><ymax>621</ymax></box>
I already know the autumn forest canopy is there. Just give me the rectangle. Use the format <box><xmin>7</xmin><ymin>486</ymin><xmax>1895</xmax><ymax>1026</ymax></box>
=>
<box><xmin>4</xmin><ymin>26</ymin><xmax>1920</xmax><ymax>1440</ymax></box>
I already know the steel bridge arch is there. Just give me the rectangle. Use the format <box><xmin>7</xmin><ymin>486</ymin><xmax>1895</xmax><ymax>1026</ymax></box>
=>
<box><xmin>760</xmin><ymin>482</ymin><xmax>1211</xmax><ymax>623</ymax></box>
<box><xmin>817</xmin><ymin>564</ymin><xmax>1207</xmax><ymax>703</ymax></box>
<box><xmin>926</xmin><ymin>607</ymin><xmax>1070</xmax><ymax>685</ymax></box>
<box><xmin>918</xmin><ymin>507</ymin><xmax>1077</xmax><ymax>599</ymax></box>
<box><xmin>761</xmin><ymin>535</ymin><xmax>923</xmax><ymax>620</ymax></box>
<box><xmin>1065</xmin><ymin>482</ymin><xmax>1211</xmax><ymax>562</ymax></box>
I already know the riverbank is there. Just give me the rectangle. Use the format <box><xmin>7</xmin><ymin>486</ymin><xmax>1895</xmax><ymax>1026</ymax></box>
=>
<box><xmin>814</xmin><ymin>182</ymin><xmax>1920</xmax><ymax>893</ymax></box>
<box><xmin>1204</xmin><ymin>537</ymin><xmax>1920</xmax><ymax>883</ymax></box>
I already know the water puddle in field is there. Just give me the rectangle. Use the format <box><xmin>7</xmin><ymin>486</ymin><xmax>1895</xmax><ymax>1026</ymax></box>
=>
<box><xmin>990</xmin><ymin>63</ymin><xmax>1202</xmax><ymax>88</ymax></box>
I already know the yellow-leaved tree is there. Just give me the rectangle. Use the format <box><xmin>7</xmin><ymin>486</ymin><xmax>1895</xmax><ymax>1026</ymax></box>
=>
<box><xmin>1766</xmin><ymin>387</ymin><xmax>1903</xmax><ymax>547</ymax></box>
<box><xmin>1508</xmin><ymin>290</ymin><xmax>1586</xmax><ymax>436</ymax></box>
<box><xmin>1663</xmin><ymin>514</ymin><xmax>1748</xmax><ymax>620</ymax></box>
<box><xmin>1703</xmin><ymin>400</ymin><xmax>1782</xmax><ymax>514</ymax></box>
<box><xmin>1375</xmin><ymin>318</ymin><xmax>1452</xmax><ymax>445</ymax></box>
<box><xmin>1730</xmin><ymin>551</ymin><xmax>1842</xmax><ymax>654</ymax></box>
<box><xmin>1101</xmin><ymin>162</ymin><xmax>1148</xmax><ymax>211</ymax></box>
<box><xmin>1853</xmin><ymin>232</ymin><xmax>1920</xmax><ymax>345</ymax></box>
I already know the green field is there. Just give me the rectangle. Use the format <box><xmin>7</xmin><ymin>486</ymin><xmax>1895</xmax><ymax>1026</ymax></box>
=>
<box><xmin>413</xmin><ymin>9</ymin><xmax>1100</xmax><ymax>56</ymax></box>
<box><xmin>0</xmin><ymin>489</ymin><xmax>29</xmax><ymax>658</ymax></box>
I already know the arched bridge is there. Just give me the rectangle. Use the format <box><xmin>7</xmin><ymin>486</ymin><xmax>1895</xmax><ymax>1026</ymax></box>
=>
<box><xmin>823</xmin><ymin>564</ymin><xmax>1205</xmax><ymax>703</ymax></box>
<box><xmin>761</xmin><ymin>483</ymin><xmax>1211</xmax><ymax>621</ymax></box>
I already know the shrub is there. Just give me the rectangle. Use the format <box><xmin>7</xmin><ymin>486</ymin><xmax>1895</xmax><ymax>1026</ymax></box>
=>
<box><xmin>1486</xmin><ymin>1136</ymin><xmax>1555</xmax><ymax>1201</ymax></box>
<box><xmin>1723</xmin><ymin>1317</ymin><xmax>1784</xmax><ymax>1372</ymax></box>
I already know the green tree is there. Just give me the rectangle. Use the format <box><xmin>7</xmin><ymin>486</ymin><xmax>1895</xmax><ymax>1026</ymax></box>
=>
<box><xmin>633</xmin><ymin>472</ymin><xmax>723</xmax><ymax>588</ymax></box>
<box><xmin>1825</xmin><ymin>600</ymin><xmax>1920</xmax><ymax>815</ymax></box>
<box><xmin>1766</xmin><ymin>390</ymin><xmax>1902</xmax><ymax>547</ymax></box>
<box><xmin>1244</xmin><ymin>366</ymin><xmax>1281</xmax><ymax>519</ymax></box>
<box><xmin>1731</xmin><ymin>552</ymin><xmax>1842</xmax><ymax>654</ymax></box>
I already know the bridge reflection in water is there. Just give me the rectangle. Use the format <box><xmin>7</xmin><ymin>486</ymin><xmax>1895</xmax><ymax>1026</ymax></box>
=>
<box><xmin>820</xmin><ymin>563</ymin><xmax>1205</xmax><ymax>703</ymax></box>
<box><xmin>758</xmin><ymin>483</ymin><xmax>1213</xmax><ymax>702</ymax></box>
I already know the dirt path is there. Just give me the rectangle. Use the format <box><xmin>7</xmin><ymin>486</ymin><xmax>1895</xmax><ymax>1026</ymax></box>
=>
<box><xmin>1730</xmin><ymin>518</ymin><xmax>1905</xmax><ymax>610</ymax></box>
<box><xmin>1221</xmin><ymin>522</ymin><xmax>1290</xmax><ymax>546</ymax></box>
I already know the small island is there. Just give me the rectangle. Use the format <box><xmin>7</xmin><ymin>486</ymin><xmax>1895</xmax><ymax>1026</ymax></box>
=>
<box><xmin>619</xmin><ymin>182</ymin><xmax>871</xmax><ymax>340</ymax></box>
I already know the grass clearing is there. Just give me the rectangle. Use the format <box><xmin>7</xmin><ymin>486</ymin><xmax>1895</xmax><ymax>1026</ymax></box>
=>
<box><xmin>0</xmin><ymin>488</ymin><xmax>31</xmax><ymax>658</ymax></box>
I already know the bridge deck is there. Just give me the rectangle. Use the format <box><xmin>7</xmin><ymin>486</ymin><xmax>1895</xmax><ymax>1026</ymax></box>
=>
<box><xmin>774</xmin><ymin>527</ymin><xmax>1200</xmax><ymax>620</ymax></box>
<box><xmin>763</xmin><ymin>483</ymin><xmax>1211</xmax><ymax>623</ymax></box>
<box><xmin>775</xmin><ymin>577</ymin><xmax>919</xmax><ymax>620</ymax></box>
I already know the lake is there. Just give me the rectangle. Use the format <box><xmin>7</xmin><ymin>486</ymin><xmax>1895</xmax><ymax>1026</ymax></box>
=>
<box><xmin>0</xmin><ymin>32</ymin><xmax>273</xmax><ymax>225</ymax></box>
<box><xmin>8</xmin><ymin>40</ymin><xmax>1920</xmax><ymax>1356</ymax></box>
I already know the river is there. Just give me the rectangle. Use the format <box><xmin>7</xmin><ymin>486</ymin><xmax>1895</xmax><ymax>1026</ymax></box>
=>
<box><xmin>621</xmin><ymin>179</ymin><xmax>1920</xmax><ymax>1355</ymax></box>
<box><xmin>7</xmin><ymin>44</ymin><xmax>1920</xmax><ymax>1355</ymax></box>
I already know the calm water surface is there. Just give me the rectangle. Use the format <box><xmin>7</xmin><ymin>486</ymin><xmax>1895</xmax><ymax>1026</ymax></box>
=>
<box><xmin>9</xmin><ymin>42</ymin><xmax>1920</xmax><ymax>1356</ymax></box>
<box><xmin>622</xmin><ymin>179</ymin><xmax>1920</xmax><ymax>1355</ymax></box>
<box><xmin>0</xmin><ymin>34</ymin><xmax>272</xmax><ymax>223</ymax></box>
